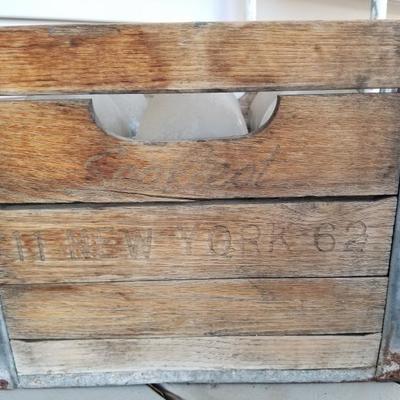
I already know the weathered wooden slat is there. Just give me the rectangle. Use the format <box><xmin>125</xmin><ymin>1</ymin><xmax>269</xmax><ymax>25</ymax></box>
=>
<box><xmin>1</xmin><ymin>94</ymin><xmax>399</xmax><ymax>203</ymax></box>
<box><xmin>0</xmin><ymin>22</ymin><xmax>399</xmax><ymax>94</ymax></box>
<box><xmin>0</xmin><ymin>198</ymin><xmax>395</xmax><ymax>284</ymax></box>
<box><xmin>1</xmin><ymin>278</ymin><xmax>387</xmax><ymax>339</ymax></box>
<box><xmin>11</xmin><ymin>334</ymin><xmax>382</xmax><ymax>375</ymax></box>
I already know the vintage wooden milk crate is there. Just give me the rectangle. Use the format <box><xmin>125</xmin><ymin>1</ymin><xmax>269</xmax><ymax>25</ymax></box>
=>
<box><xmin>0</xmin><ymin>21</ymin><xmax>400</xmax><ymax>388</ymax></box>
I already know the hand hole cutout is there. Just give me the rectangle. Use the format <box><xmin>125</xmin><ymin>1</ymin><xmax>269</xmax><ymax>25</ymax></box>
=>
<box><xmin>90</xmin><ymin>92</ymin><xmax>278</xmax><ymax>142</ymax></box>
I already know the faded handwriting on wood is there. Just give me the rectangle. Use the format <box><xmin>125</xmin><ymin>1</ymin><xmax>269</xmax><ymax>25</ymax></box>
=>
<box><xmin>86</xmin><ymin>145</ymin><xmax>281</xmax><ymax>192</ymax></box>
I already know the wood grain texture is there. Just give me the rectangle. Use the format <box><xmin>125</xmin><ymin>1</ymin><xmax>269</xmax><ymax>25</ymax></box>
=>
<box><xmin>11</xmin><ymin>334</ymin><xmax>382</xmax><ymax>375</ymax></box>
<box><xmin>0</xmin><ymin>198</ymin><xmax>395</xmax><ymax>284</ymax></box>
<box><xmin>1</xmin><ymin>94</ymin><xmax>399</xmax><ymax>203</ymax></box>
<box><xmin>1</xmin><ymin>278</ymin><xmax>387</xmax><ymax>339</ymax></box>
<box><xmin>0</xmin><ymin>22</ymin><xmax>399</xmax><ymax>94</ymax></box>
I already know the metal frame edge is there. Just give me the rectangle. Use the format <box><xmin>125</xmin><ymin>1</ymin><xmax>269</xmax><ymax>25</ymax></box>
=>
<box><xmin>0</xmin><ymin>297</ymin><xmax>18</xmax><ymax>389</ymax></box>
<box><xmin>17</xmin><ymin>368</ymin><xmax>376</xmax><ymax>388</ymax></box>
<box><xmin>376</xmin><ymin>192</ymin><xmax>400</xmax><ymax>380</ymax></box>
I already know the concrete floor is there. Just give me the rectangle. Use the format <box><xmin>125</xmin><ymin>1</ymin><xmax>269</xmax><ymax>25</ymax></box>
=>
<box><xmin>1</xmin><ymin>383</ymin><xmax>400</xmax><ymax>399</ymax></box>
<box><xmin>163</xmin><ymin>383</ymin><xmax>400</xmax><ymax>399</ymax></box>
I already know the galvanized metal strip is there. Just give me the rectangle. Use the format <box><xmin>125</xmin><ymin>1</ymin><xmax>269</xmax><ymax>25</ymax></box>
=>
<box><xmin>377</xmin><ymin>193</ymin><xmax>400</xmax><ymax>381</ymax></box>
<box><xmin>0</xmin><ymin>297</ymin><xmax>18</xmax><ymax>389</ymax></box>
<box><xmin>17</xmin><ymin>368</ymin><xmax>375</xmax><ymax>388</ymax></box>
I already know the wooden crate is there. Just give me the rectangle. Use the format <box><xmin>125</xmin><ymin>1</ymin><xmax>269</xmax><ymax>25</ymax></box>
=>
<box><xmin>0</xmin><ymin>21</ymin><xmax>399</xmax><ymax>388</ymax></box>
